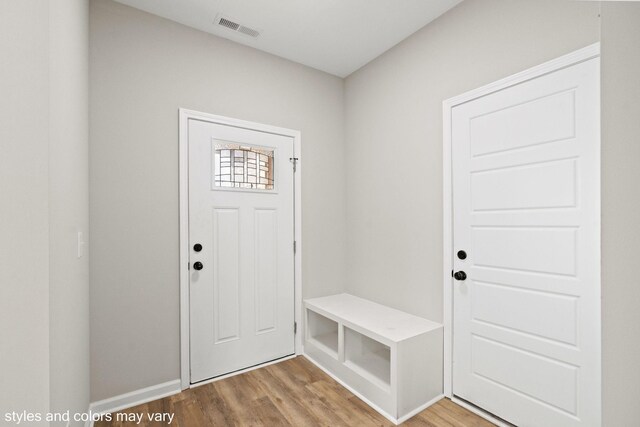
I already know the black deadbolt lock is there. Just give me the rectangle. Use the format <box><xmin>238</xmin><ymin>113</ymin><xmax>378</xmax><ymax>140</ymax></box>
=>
<box><xmin>457</xmin><ymin>250</ymin><xmax>467</xmax><ymax>260</ymax></box>
<box><xmin>193</xmin><ymin>243</ymin><xmax>202</xmax><ymax>252</ymax></box>
<box><xmin>193</xmin><ymin>261</ymin><xmax>204</xmax><ymax>271</ymax></box>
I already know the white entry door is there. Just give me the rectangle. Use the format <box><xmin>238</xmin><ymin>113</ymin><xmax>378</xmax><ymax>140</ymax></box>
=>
<box><xmin>452</xmin><ymin>57</ymin><xmax>600</xmax><ymax>425</ymax></box>
<box><xmin>188</xmin><ymin>118</ymin><xmax>295</xmax><ymax>383</ymax></box>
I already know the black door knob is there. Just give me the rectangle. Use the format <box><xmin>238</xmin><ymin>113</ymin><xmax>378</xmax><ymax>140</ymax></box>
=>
<box><xmin>457</xmin><ymin>250</ymin><xmax>467</xmax><ymax>260</ymax></box>
<box><xmin>193</xmin><ymin>261</ymin><xmax>203</xmax><ymax>271</ymax></box>
<box><xmin>193</xmin><ymin>243</ymin><xmax>202</xmax><ymax>252</ymax></box>
<box><xmin>454</xmin><ymin>271</ymin><xmax>467</xmax><ymax>281</ymax></box>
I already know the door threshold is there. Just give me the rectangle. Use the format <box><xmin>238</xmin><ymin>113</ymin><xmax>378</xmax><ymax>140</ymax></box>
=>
<box><xmin>189</xmin><ymin>353</ymin><xmax>296</xmax><ymax>389</ymax></box>
<box><xmin>451</xmin><ymin>396</ymin><xmax>515</xmax><ymax>427</ymax></box>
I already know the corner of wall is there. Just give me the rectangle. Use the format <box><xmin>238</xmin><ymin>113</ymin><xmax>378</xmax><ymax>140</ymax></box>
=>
<box><xmin>49</xmin><ymin>0</ymin><xmax>91</xmax><ymax>424</ymax></box>
<box><xmin>600</xmin><ymin>3</ymin><xmax>640</xmax><ymax>425</ymax></box>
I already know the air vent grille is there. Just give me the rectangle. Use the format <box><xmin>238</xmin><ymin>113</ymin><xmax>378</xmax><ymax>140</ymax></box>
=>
<box><xmin>238</xmin><ymin>26</ymin><xmax>260</xmax><ymax>38</ymax></box>
<box><xmin>216</xmin><ymin>15</ymin><xmax>260</xmax><ymax>38</ymax></box>
<box><xmin>218</xmin><ymin>17</ymin><xmax>239</xmax><ymax>31</ymax></box>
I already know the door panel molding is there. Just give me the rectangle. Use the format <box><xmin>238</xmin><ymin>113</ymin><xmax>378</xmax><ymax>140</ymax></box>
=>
<box><xmin>179</xmin><ymin>109</ymin><xmax>302</xmax><ymax>390</ymax></box>
<box><xmin>442</xmin><ymin>43</ymin><xmax>600</xmax><ymax>426</ymax></box>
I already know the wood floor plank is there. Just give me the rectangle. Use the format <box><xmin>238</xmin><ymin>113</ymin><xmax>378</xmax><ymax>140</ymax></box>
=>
<box><xmin>160</xmin><ymin>394</ymin><xmax>182</xmax><ymax>427</ymax></box>
<box><xmin>249</xmin><ymin>363</ymin><xmax>322</xmax><ymax>426</ymax></box>
<box><xmin>143</xmin><ymin>399</ymin><xmax>166</xmax><ymax>427</ymax></box>
<box><xmin>98</xmin><ymin>357</ymin><xmax>492</xmax><ymax>426</ymax></box>
<box><xmin>213</xmin><ymin>375</ymin><xmax>264</xmax><ymax>426</ymax></box>
<box><xmin>264</xmin><ymin>362</ymin><xmax>349</xmax><ymax>426</ymax></box>
<box><xmin>287</xmin><ymin>356</ymin><xmax>330</xmax><ymax>383</ymax></box>
<box><xmin>411</xmin><ymin>407</ymin><xmax>457</xmax><ymax>427</ymax></box>
<box><xmin>306</xmin><ymin>379</ymin><xmax>381</xmax><ymax>426</ymax></box>
<box><xmin>250</xmin><ymin>396</ymin><xmax>292</xmax><ymax>427</ymax></box>
<box><xmin>93</xmin><ymin>419</ymin><xmax>111</xmax><ymax>427</ymax></box>
<box><xmin>402</xmin><ymin>413</ymin><xmax>442</xmax><ymax>427</ymax></box>
<box><xmin>435</xmin><ymin>399</ymin><xmax>495</xmax><ymax>427</ymax></box>
<box><xmin>172</xmin><ymin>394</ymin><xmax>211</xmax><ymax>427</ymax></box>
<box><xmin>192</xmin><ymin>382</ymin><xmax>240</xmax><ymax>426</ymax></box>
<box><xmin>427</xmin><ymin>402</ymin><xmax>479</xmax><ymax>427</ymax></box>
<box><xmin>346</xmin><ymin>394</ymin><xmax>392</xmax><ymax>426</ymax></box>
<box><xmin>296</xmin><ymin>384</ymin><xmax>350</xmax><ymax>427</ymax></box>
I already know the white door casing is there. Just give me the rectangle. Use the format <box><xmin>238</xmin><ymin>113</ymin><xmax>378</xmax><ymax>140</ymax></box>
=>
<box><xmin>183</xmin><ymin>112</ymin><xmax>300</xmax><ymax>384</ymax></box>
<box><xmin>445</xmin><ymin>46</ymin><xmax>600</xmax><ymax>426</ymax></box>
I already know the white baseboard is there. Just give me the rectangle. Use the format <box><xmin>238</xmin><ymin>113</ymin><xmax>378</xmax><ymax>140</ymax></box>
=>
<box><xmin>86</xmin><ymin>379</ymin><xmax>181</xmax><ymax>427</ymax></box>
<box><xmin>396</xmin><ymin>394</ymin><xmax>445</xmax><ymax>424</ymax></box>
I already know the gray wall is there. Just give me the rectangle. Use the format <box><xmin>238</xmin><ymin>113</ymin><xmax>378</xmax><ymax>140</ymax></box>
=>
<box><xmin>89</xmin><ymin>0</ymin><xmax>346</xmax><ymax>401</ymax></box>
<box><xmin>49</xmin><ymin>0</ymin><xmax>91</xmax><ymax>424</ymax></box>
<box><xmin>0</xmin><ymin>0</ymin><xmax>52</xmax><ymax>418</ymax></box>
<box><xmin>0</xmin><ymin>0</ymin><xmax>90</xmax><ymax>424</ymax></box>
<box><xmin>344</xmin><ymin>0</ymin><xmax>600</xmax><ymax>321</ymax></box>
<box><xmin>601</xmin><ymin>3</ymin><xmax>640</xmax><ymax>424</ymax></box>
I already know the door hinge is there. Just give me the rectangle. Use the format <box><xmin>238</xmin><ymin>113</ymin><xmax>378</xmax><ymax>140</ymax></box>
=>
<box><xmin>289</xmin><ymin>157</ymin><xmax>299</xmax><ymax>173</ymax></box>
<box><xmin>293</xmin><ymin>240</ymin><xmax>297</xmax><ymax>254</ymax></box>
<box><xmin>294</xmin><ymin>322</ymin><xmax>297</xmax><ymax>334</ymax></box>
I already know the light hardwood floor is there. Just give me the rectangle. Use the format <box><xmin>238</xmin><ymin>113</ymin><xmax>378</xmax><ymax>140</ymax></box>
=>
<box><xmin>95</xmin><ymin>356</ymin><xmax>494</xmax><ymax>426</ymax></box>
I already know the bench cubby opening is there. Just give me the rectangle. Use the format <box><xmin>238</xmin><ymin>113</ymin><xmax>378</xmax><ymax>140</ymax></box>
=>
<box><xmin>344</xmin><ymin>327</ymin><xmax>391</xmax><ymax>390</ymax></box>
<box><xmin>306</xmin><ymin>309</ymin><xmax>339</xmax><ymax>359</ymax></box>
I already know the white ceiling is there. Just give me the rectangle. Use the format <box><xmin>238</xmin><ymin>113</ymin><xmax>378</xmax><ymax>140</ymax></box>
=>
<box><xmin>113</xmin><ymin>0</ymin><xmax>462</xmax><ymax>77</ymax></box>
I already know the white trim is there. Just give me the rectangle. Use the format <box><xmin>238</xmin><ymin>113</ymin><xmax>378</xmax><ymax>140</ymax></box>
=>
<box><xmin>442</xmin><ymin>42</ymin><xmax>600</xmax><ymax>404</ymax></box>
<box><xmin>179</xmin><ymin>108</ymin><xmax>303</xmax><ymax>391</ymax></box>
<box><xmin>397</xmin><ymin>395</ymin><xmax>445</xmax><ymax>424</ymax></box>
<box><xmin>302</xmin><ymin>353</ymin><xmax>442</xmax><ymax>425</ymax></box>
<box><xmin>293</xmin><ymin>126</ymin><xmax>303</xmax><ymax>357</ymax></box>
<box><xmin>88</xmin><ymin>380</ymin><xmax>181</xmax><ymax>419</ymax></box>
<box><xmin>442</xmin><ymin>93</ymin><xmax>454</xmax><ymax>399</ymax></box>
<box><xmin>179</xmin><ymin>109</ymin><xmax>190</xmax><ymax>391</ymax></box>
<box><xmin>442</xmin><ymin>43</ymin><xmax>600</xmax><ymax>110</ymax></box>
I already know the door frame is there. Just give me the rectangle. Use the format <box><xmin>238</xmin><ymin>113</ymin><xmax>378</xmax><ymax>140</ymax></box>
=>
<box><xmin>178</xmin><ymin>108</ymin><xmax>303</xmax><ymax>390</ymax></box>
<box><xmin>442</xmin><ymin>43</ymin><xmax>600</xmax><ymax>418</ymax></box>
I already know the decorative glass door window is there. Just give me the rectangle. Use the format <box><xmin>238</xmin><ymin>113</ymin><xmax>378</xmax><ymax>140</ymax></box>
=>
<box><xmin>213</xmin><ymin>142</ymin><xmax>275</xmax><ymax>190</ymax></box>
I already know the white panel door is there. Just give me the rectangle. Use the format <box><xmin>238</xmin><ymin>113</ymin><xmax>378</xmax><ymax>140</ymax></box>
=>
<box><xmin>452</xmin><ymin>58</ymin><xmax>600</xmax><ymax>426</ymax></box>
<box><xmin>189</xmin><ymin>118</ymin><xmax>295</xmax><ymax>383</ymax></box>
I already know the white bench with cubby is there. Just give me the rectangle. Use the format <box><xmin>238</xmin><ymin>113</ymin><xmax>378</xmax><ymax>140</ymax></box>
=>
<box><xmin>303</xmin><ymin>293</ymin><xmax>443</xmax><ymax>424</ymax></box>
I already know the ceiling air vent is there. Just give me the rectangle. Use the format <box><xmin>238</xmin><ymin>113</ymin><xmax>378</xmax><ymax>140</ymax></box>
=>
<box><xmin>238</xmin><ymin>26</ymin><xmax>260</xmax><ymax>38</ymax></box>
<box><xmin>216</xmin><ymin>15</ymin><xmax>261</xmax><ymax>38</ymax></box>
<box><xmin>218</xmin><ymin>17</ymin><xmax>239</xmax><ymax>31</ymax></box>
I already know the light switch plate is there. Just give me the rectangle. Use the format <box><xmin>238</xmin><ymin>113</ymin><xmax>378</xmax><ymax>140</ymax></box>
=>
<box><xmin>77</xmin><ymin>231</ymin><xmax>85</xmax><ymax>258</ymax></box>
